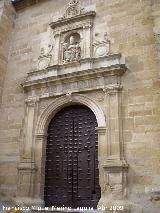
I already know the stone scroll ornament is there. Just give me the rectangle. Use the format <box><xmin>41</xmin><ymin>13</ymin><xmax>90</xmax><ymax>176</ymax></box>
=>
<box><xmin>93</xmin><ymin>32</ymin><xmax>110</xmax><ymax>57</ymax></box>
<box><xmin>37</xmin><ymin>44</ymin><xmax>53</xmax><ymax>70</ymax></box>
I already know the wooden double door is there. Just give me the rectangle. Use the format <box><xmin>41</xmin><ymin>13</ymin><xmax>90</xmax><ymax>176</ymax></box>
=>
<box><xmin>44</xmin><ymin>105</ymin><xmax>101</xmax><ymax>208</ymax></box>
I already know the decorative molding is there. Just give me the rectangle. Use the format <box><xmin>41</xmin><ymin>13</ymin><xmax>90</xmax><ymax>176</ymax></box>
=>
<box><xmin>17</xmin><ymin>162</ymin><xmax>37</xmax><ymax>171</ymax></box>
<box><xmin>36</xmin><ymin>94</ymin><xmax>106</xmax><ymax>135</ymax></box>
<box><xmin>96</xmin><ymin>127</ymin><xmax>107</xmax><ymax>134</ymax></box>
<box><xmin>22</xmin><ymin>54</ymin><xmax>126</xmax><ymax>90</ymax></box>
<box><xmin>103</xmin><ymin>83</ymin><xmax>123</xmax><ymax>94</ymax></box>
<box><xmin>25</xmin><ymin>96</ymin><xmax>39</xmax><ymax>106</ymax></box>
<box><xmin>103</xmin><ymin>157</ymin><xmax>129</xmax><ymax>172</ymax></box>
<box><xmin>50</xmin><ymin>11</ymin><xmax>96</xmax><ymax>30</ymax></box>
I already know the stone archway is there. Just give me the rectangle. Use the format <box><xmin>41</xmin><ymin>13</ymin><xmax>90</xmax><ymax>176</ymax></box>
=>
<box><xmin>35</xmin><ymin>94</ymin><xmax>107</xmax><ymax>207</ymax></box>
<box><xmin>36</xmin><ymin>94</ymin><xmax>106</xmax><ymax>136</ymax></box>
<box><xmin>16</xmin><ymin>90</ymin><xmax>128</xmax><ymax>210</ymax></box>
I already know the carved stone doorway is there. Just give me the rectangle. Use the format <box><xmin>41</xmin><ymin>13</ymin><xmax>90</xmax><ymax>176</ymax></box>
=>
<box><xmin>44</xmin><ymin>105</ymin><xmax>101</xmax><ymax>208</ymax></box>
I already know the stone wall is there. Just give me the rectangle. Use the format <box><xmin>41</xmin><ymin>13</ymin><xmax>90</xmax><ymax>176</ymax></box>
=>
<box><xmin>0</xmin><ymin>0</ymin><xmax>159</xmax><ymax>212</ymax></box>
<box><xmin>0</xmin><ymin>0</ymin><xmax>16</xmax><ymax>201</ymax></box>
<box><xmin>0</xmin><ymin>0</ymin><xmax>15</xmax><ymax>104</ymax></box>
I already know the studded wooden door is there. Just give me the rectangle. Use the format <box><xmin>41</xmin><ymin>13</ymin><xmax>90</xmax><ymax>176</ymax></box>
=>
<box><xmin>44</xmin><ymin>105</ymin><xmax>101</xmax><ymax>208</ymax></box>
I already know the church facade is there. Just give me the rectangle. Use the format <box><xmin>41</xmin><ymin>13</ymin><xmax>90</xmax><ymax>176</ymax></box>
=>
<box><xmin>0</xmin><ymin>0</ymin><xmax>160</xmax><ymax>212</ymax></box>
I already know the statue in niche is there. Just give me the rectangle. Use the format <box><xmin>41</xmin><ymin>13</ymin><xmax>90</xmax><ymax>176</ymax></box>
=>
<box><xmin>63</xmin><ymin>33</ymin><xmax>81</xmax><ymax>63</ymax></box>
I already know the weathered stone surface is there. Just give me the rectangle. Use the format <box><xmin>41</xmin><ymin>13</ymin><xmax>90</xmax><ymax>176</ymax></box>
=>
<box><xmin>0</xmin><ymin>0</ymin><xmax>159</xmax><ymax>212</ymax></box>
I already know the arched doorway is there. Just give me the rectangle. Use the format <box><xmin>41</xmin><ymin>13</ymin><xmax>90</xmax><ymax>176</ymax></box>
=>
<box><xmin>44</xmin><ymin>105</ymin><xmax>101</xmax><ymax>208</ymax></box>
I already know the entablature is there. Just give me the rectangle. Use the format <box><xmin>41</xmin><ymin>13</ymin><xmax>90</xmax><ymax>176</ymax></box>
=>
<box><xmin>22</xmin><ymin>54</ymin><xmax>126</xmax><ymax>90</ymax></box>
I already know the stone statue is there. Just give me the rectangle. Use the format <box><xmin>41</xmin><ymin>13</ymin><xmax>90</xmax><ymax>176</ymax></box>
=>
<box><xmin>63</xmin><ymin>35</ymin><xmax>81</xmax><ymax>63</ymax></box>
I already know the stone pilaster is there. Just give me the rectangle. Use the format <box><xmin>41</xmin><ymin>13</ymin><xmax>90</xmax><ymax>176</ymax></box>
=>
<box><xmin>34</xmin><ymin>134</ymin><xmax>48</xmax><ymax>200</ymax></box>
<box><xmin>98</xmin><ymin>84</ymin><xmax>129</xmax><ymax>211</ymax></box>
<box><xmin>15</xmin><ymin>97</ymin><xmax>43</xmax><ymax>207</ymax></box>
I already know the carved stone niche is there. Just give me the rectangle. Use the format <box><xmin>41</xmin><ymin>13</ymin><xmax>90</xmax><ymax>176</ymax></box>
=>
<box><xmin>49</xmin><ymin>0</ymin><xmax>95</xmax><ymax>65</ymax></box>
<box><xmin>62</xmin><ymin>32</ymin><xmax>81</xmax><ymax>63</ymax></box>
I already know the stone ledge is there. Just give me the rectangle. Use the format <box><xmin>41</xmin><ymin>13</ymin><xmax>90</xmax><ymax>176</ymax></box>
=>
<box><xmin>22</xmin><ymin>54</ymin><xmax>126</xmax><ymax>89</ymax></box>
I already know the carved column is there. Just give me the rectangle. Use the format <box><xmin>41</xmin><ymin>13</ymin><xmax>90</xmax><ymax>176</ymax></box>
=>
<box><xmin>53</xmin><ymin>32</ymin><xmax>60</xmax><ymax>64</ymax></box>
<box><xmin>103</xmin><ymin>84</ymin><xmax>123</xmax><ymax>159</ymax></box>
<box><xmin>34</xmin><ymin>134</ymin><xmax>47</xmax><ymax>202</ymax></box>
<box><xmin>83</xmin><ymin>24</ymin><xmax>92</xmax><ymax>58</ymax></box>
<box><xmin>98</xmin><ymin>84</ymin><xmax>129</xmax><ymax>211</ymax></box>
<box><xmin>96</xmin><ymin>127</ymin><xmax>107</xmax><ymax>196</ymax></box>
<box><xmin>15</xmin><ymin>97</ymin><xmax>43</xmax><ymax>207</ymax></box>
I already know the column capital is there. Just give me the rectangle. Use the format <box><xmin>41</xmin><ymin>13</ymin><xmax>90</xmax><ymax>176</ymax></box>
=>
<box><xmin>102</xmin><ymin>84</ymin><xmax>123</xmax><ymax>95</ymax></box>
<box><xmin>25</xmin><ymin>96</ymin><xmax>40</xmax><ymax>106</ymax></box>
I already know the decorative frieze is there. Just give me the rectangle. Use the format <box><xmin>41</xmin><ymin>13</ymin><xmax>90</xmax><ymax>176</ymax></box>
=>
<box><xmin>23</xmin><ymin>54</ymin><xmax>126</xmax><ymax>91</ymax></box>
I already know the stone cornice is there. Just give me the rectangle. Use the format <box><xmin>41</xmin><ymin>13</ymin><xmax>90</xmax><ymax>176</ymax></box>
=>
<box><xmin>23</xmin><ymin>64</ymin><xmax>126</xmax><ymax>89</ymax></box>
<box><xmin>49</xmin><ymin>11</ymin><xmax>96</xmax><ymax>29</ymax></box>
<box><xmin>22</xmin><ymin>54</ymin><xmax>126</xmax><ymax>89</ymax></box>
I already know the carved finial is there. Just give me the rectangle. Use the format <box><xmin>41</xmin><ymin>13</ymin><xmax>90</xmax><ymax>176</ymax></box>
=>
<box><xmin>64</xmin><ymin>0</ymin><xmax>81</xmax><ymax>18</ymax></box>
<box><xmin>69</xmin><ymin>0</ymin><xmax>79</xmax><ymax>6</ymax></box>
